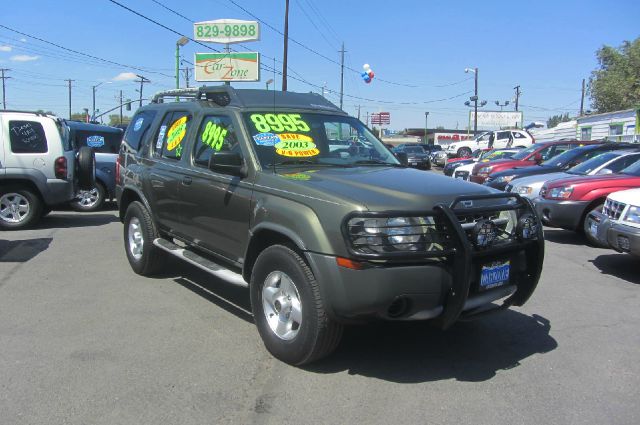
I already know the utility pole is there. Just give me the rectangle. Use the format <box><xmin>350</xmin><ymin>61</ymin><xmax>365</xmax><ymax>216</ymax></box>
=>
<box><xmin>579</xmin><ymin>79</ymin><xmax>586</xmax><ymax>116</ymax></box>
<box><xmin>365</xmin><ymin>111</ymin><xmax>369</xmax><ymax>126</ymax></box>
<box><xmin>282</xmin><ymin>0</ymin><xmax>290</xmax><ymax>91</ymax></box>
<box><xmin>65</xmin><ymin>79</ymin><xmax>74</xmax><ymax>119</ymax></box>
<box><xmin>135</xmin><ymin>74</ymin><xmax>150</xmax><ymax>108</ymax></box>
<box><xmin>0</xmin><ymin>68</ymin><xmax>10</xmax><ymax>110</ymax></box>
<box><xmin>424</xmin><ymin>112</ymin><xmax>429</xmax><ymax>144</ymax></box>
<box><xmin>181</xmin><ymin>67</ymin><xmax>191</xmax><ymax>88</ymax></box>
<box><xmin>339</xmin><ymin>42</ymin><xmax>346</xmax><ymax>110</ymax></box>
<box><xmin>513</xmin><ymin>85</ymin><xmax>521</xmax><ymax>111</ymax></box>
<box><xmin>473</xmin><ymin>68</ymin><xmax>478</xmax><ymax>135</ymax></box>
<box><xmin>119</xmin><ymin>90</ymin><xmax>123</xmax><ymax>125</ymax></box>
<box><xmin>357</xmin><ymin>105</ymin><xmax>361</xmax><ymax>121</ymax></box>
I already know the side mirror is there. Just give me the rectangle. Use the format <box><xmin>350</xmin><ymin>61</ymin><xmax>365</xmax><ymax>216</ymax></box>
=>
<box><xmin>534</xmin><ymin>153</ymin><xmax>543</xmax><ymax>164</ymax></box>
<box><xmin>597</xmin><ymin>168</ymin><xmax>613</xmax><ymax>175</ymax></box>
<box><xmin>208</xmin><ymin>151</ymin><xmax>246</xmax><ymax>177</ymax></box>
<box><xmin>395</xmin><ymin>151</ymin><xmax>409</xmax><ymax>165</ymax></box>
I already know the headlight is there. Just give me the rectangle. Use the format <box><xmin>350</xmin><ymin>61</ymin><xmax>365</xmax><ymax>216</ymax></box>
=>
<box><xmin>494</xmin><ymin>175</ymin><xmax>516</xmax><ymax>183</ymax></box>
<box><xmin>516</xmin><ymin>186</ymin><xmax>533</xmax><ymax>195</ymax></box>
<box><xmin>516</xmin><ymin>213</ymin><xmax>539</xmax><ymax>240</ymax></box>
<box><xmin>473</xmin><ymin>219</ymin><xmax>498</xmax><ymax>248</ymax></box>
<box><xmin>478</xmin><ymin>166</ymin><xmax>493</xmax><ymax>175</ymax></box>
<box><xmin>547</xmin><ymin>186</ymin><xmax>574</xmax><ymax>199</ymax></box>
<box><xmin>346</xmin><ymin>216</ymin><xmax>446</xmax><ymax>255</ymax></box>
<box><xmin>623</xmin><ymin>205</ymin><xmax>640</xmax><ymax>224</ymax></box>
<box><xmin>448</xmin><ymin>144</ymin><xmax>456</xmax><ymax>150</ymax></box>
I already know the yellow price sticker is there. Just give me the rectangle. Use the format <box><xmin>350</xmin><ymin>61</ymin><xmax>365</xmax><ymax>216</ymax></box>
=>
<box><xmin>166</xmin><ymin>116</ymin><xmax>188</xmax><ymax>151</ymax></box>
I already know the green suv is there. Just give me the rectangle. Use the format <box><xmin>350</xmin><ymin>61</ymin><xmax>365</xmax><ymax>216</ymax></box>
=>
<box><xmin>116</xmin><ymin>86</ymin><xmax>544</xmax><ymax>365</ymax></box>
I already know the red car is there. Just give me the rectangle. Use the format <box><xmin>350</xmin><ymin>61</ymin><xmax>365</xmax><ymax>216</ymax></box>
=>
<box><xmin>534</xmin><ymin>160</ymin><xmax>640</xmax><ymax>239</ymax></box>
<box><xmin>469</xmin><ymin>140</ymin><xmax>597</xmax><ymax>184</ymax></box>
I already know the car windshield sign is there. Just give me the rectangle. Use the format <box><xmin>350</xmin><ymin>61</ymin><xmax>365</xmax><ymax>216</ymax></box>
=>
<box><xmin>243</xmin><ymin>112</ymin><xmax>399</xmax><ymax>168</ymax></box>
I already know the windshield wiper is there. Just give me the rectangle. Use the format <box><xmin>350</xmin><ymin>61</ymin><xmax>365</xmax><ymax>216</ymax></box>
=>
<box><xmin>352</xmin><ymin>159</ymin><xmax>405</xmax><ymax>167</ymax></box>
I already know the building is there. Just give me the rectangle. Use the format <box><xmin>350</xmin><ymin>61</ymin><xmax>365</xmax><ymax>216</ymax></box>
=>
<box><xmin>402</xmin><ymin>128</ymin><xmax>480</xmax><ymax>146</ymax></box>
<box><xmin>576</xmin><ymin>108</ymin><xmax>639</xmax><ymax>143</ymax></box>
<box><xmin>529</xmin><ymin>120</ymin><xmax>578</xmax><ymax>142</ymax></box>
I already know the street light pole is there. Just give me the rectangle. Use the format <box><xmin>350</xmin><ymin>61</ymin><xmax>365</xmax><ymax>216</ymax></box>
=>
<box><xmin>92</xmin><ymin>81</ymin><xmax>111</xmax><ymax>121</ymax></box>
<box><xmin>424</xmin><ymin>112</ymin><xmax>429</xmax><ymax>144</ymax></box>
<box><xmin>176</xmin><ymin>36</ymin><xmax>189</xmax><ymax>90</ymax></box>
<box><xmin>473</xmin><ymin>67</ymin><xmax>478</xmax><ymax>135</ymax></box>
<box><xmin>265</xmin><ymin>78</ymin><xmax>274</xmax><ymax>90</ymax></box>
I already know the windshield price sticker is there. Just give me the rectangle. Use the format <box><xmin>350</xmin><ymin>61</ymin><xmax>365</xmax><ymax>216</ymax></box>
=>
<box><xmin>275</xmin><ymin>134</ymin><xmax>319</xmax><ymax>157</ymax></box>
<box><xmin>167</xmin><ymin>117</ymin><xmax>188</xmax><ymax>151</ymax></box>
<box><xmin>201</xmin><ymin>121</ymin><xmax>228</xmax><ymax>151</ymax></box>
<box><xmin>250</xmin><ymin>113</ymin><xmax>310</xmax><ymax>133</ymax></box>
<box><xmin>253</xmin><ymin>132</ymin><xmax>280</xmax><ymax>146</ymax></box>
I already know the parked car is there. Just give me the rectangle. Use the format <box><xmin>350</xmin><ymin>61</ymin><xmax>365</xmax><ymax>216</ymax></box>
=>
<box><xmin>116</xmin><ymin>85</ymin><xmax>544</xmax><ymax>365</ymax></box>
<box><xmin>431</xmin><ymin>149</ymin><xmax>449</xmax><ymax>167</ymax></box>
<box><xmin>446</xmin><ymin>129</ymin><xmax>533</xmax><ymax>158</ymax></box>
<box><xmin>587</xmin><ymin>188</ymin><xmax>640</xmax><ymax>255</ymax></box>
<box><xmin>67</xmin><ymin>121</ymin><xmax>124</xmax><ymax>211</ymax></box>
<box><xmin>535</xmin><ymin>160</ymin><xmax>640</xmax><ymax>244</ymax></box>
<box><xmin>507</xmin><ymin>150</ymin><xmax>640</xmax><ymax>198</ymax></box>
<box><xmin>452</xmin><ymin>148</ymin><xmax>521</xmax><ymax>180</ymax></box>
<box><xmin>443</xmin><ymin>149</ymin><xmax>489</xmax><ymax>176</ymax></box>
<box><xmin>470</xmin><ymin>140</ymin><xmax>597</xmax><ymax>185</ymax></box>
<box><xmin>392</xmin><ymin>144</ymin><xmax>431</xmax><ymax>169</ymax></box>
<box><xmin>483</xmin><ymin>143</ymin><xmax>635</xmax><ymax>191</ymax></box>
<box><xmin>0</xmin><ymin>110</ymin><xmax>94</xmax><ymax>229</ymax></box>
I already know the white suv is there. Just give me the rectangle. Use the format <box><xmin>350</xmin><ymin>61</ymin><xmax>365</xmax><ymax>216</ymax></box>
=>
<box><xmin>587</xmin><ymin>188</ymin><xmax>640</xmax><ymax>255</ymax></box>
<box><xmin>0</xmin><ymin>111</ymin><xmax>95</xmax><ymax>229</ymax></box>
<box><xmin>446</xmin><ymin>130</ymin><xmax>533</xmax><ymax>158</ymax></box>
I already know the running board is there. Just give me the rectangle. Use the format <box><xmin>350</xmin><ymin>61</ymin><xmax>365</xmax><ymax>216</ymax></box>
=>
<box><xmin>153</xmin><ymin>238</ymin><xmax>248</xmax><ymax>287</ymax></box>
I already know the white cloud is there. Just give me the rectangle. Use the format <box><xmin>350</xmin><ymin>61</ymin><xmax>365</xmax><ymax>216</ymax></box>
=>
<box><xmin>10</xmin><ymin>54</ymin><xmax>39</xmax><ymax>62</ymax></box>
<box><xmin>20</xmin><ymin>38</ymin><xmax>27</xmax><ymax>42</ymax></box>
<box><xmin>0</xmin><ymin>45</ymin><xmax>12</xmax><ymax>52</ymax></box>
<box><xmin>113</xmin><ymin>72</ymin><xmax>138</xmax><ymax>81</ymax></box>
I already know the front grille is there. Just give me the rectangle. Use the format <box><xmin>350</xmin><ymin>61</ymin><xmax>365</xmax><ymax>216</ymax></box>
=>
<box><xmin>603</xmin><ymin>198</ymin><xmax>626</xmax><ymax>220</ymax></box>
<box><xmin>455</xmin><ymin>210</ymin><xmax>515</xmax><ymax>248</ymax></box>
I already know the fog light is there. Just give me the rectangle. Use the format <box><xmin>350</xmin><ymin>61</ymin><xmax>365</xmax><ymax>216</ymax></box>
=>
<box><xmin>473</xmin><ymin>219</ymin><xmax>497</xmax><ymax>248</ymax></box>
<box><xmin>517</xmin><ymin>214</ymin><xmax>538</xmax><ymax>240</ymax></box>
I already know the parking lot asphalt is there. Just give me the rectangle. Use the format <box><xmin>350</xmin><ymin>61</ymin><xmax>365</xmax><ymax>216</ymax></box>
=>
<box><xmin>1</xmin><ymin>202</ymin><xmax>639</xmax><ymax>425</ymax></box>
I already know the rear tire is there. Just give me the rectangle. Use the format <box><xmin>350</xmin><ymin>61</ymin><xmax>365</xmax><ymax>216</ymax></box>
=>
<box><xmin>457</xmin><ymin>147</ymin><xmax>472</xmax><ymax>158</ymax></box>
<box><xmin>77</xmin><ymin>146</ymin><xmax>96</xmax><ymax>190</ymax></box>
<box><xmin>250</xmin><ymin>245</ymin><xmax>343</xmax><ymax>365</ymax></box>
<box><xmin>71</xmin><ymin>182</ymin><xmax>106</xmax><ymax>212</ymax></box>
<box><xmin>0</xmin><ymin>186</ymin><xmax>42</xmax><ymax>230</ymax></box>
<box><xmin>123</xmin><ymin>201</ymin><xmax>165</xmax><ymax>275</ymax></box>
<box><xmin>583</xmin><ymin>203</ymin><xmax>606</xmax><ymax>247</ymax></box>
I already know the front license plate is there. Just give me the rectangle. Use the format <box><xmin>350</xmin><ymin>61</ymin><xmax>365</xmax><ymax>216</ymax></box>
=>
<box><xmin>480</xmin><ymin>261</ymin><xmax>510</xmax><ymax>290</ymax></box>
<box><xmin>410</xmin><ymin>162</ymin><xmax>417</xmax><ymax>166</ymax></box>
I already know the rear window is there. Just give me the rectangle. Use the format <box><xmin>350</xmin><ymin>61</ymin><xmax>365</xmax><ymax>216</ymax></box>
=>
<box><xmin>73</xmin><ymin>129</ymin><xmax>123</xmax><ymax>154</ymax></box>
<box><xmin>9</xmin><ymin>120</ymin><xmax>48</xmax><ymax>153</ymax></box>
<box><xmin>123</xmin><ymin>110</ymin><xmax>157</xmax><ymax>151</ymax></box>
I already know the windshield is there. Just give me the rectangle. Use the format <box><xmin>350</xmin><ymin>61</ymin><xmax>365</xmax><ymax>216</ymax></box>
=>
<box><xmin>243</xmin><ymin>112</ymin><xmax>399</xmax><ymax>168</ymax></box>
<box><xmin>542</xmin><ymin>147</ymin><xmax>583</xmax><ymax>167</ymax></box>
<box><xmin>512</xmin><ymin>143</ymin><xmax>544</xmax><ymax>160</ymax></box>
<box><xmin>404</xmin><ymin>146</ymin><xmax>424</xmax><ymax>154</ymax></box>
<box><xmin>620</xmin><ymin>160</ymin><xmax>640</xmax><ymax>176</ymax></box>
<box><xmin>567</xmin><ymin>152</ymin><xmax>618</xmax><ymax>175</ymax></box>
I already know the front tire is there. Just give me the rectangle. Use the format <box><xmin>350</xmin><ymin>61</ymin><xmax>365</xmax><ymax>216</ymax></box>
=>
<box><xmin>0</xmin><ymin>186</ymin><xmax>42</xmax><ymax>230</ymax></box>
<box><xmin>457</xmin><ymin>147</ymin><xmax>472</xmax><ymax>158</ymax></box>
<box><xmin>250</xmin><ymin>245</ymin><xmax>343</xmax><ymax>365</ymax></box>
<box><xmin>123</xmin><ymin>201</ymin><xmax>165</xmax><ymax>275</ymax></box>
<box><xmin>70</xmin><ymin>182</ymin><xmax>106</xmax><ymax>212</ymax></box>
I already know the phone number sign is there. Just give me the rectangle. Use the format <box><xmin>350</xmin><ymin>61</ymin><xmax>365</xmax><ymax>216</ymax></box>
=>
<box><xmin>195</xmin><ymin>52</ymin><xmax>260</xmax><ymax>82</ymax></box>
<box><xmin>194</xmin><ymin>19</ymin><xmax>259</xmax><ymax>44</ymax></box>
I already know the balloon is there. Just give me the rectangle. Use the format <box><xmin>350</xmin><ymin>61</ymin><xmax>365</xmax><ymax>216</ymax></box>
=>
<box><xmin>363</xmin><ymin>63</ymin><xmax>370</xmax><ymax>70</ymax></box>
<box><xmin>368</xmin><ymin>71</ymin><xmax>374</xmax><ymax>79</ymax></box>
<box><xmin>361</xmin><ymin>65</ymin><xmax>375</xmax><ymax>84</ymax></box>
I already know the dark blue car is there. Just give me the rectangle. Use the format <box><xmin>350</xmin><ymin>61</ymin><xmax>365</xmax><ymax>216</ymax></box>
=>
<box><xmin>67</xmin><ymin>121</ymin><xmax>124</xmax><ymax>211</ymax></box>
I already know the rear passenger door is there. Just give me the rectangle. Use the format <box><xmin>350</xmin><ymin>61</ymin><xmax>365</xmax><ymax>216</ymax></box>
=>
<box><xmin>494</xmin><ymin>131</ymin><xmax>511</xmax><ymax>148</ymax></box>
<box><xmin>177</xmin><ymin>114</ymin><xmax>252</xmax><ymax>264</ymax></box>
<box><xmin>145</xmin><ymin>110</ymin><xmax>193</xmax><ymax>234</ymax></box>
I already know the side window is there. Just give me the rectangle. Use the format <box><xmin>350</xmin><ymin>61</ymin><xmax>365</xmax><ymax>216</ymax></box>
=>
<box><xmin>193</xmin><ymin>115</ymin><xmax>241</xmax><ymax>167</ymax></box>
<box><xmin>537</xmin><ymin>146</ymin><xmax>554</xmax><ymax>160</ymax></box>
<box><xmin>551</xmin><ymin>144</ymin><xmax>571</xmax><ymax>157</ymax></box>
<box><xmin>496</xmin><ymin>131</ymin><xmax>510</xmax><ymax>140</ymax></box>
<box><xmin>124</xmin><ymin>110</ymin><xmax>157</xmax><ymax>151</ymax></box>
<box><xmin>9</xmin><ymin>120</ymin><xmax>48</xmax><ymax>153</ymax></box>
<box><xmin>153</xmin><ymin>111</ymin><xmax>191</xmax><ymax>160</ymax></box>
<box><xmin>512</xmin><ymin>131</ymin><xmax>526</xmax><ymax>139</ymax></box>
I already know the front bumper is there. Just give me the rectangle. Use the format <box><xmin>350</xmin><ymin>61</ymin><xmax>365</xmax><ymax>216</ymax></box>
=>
<box><xmin>534</xmin><ymin>197</ymin><xmax>589</xmax><ymax>230</ymax></box>
<box><xmin>587</xmin><ymin>211</ymin><xmax>640</xmax><ymax>256</ymax></box>
<box><xmin>307</xmin><ymin>193</ymin><xmax>544</xmax><ymax>328</ymax></box>
<box><xmin>407</xmin><ymin>158</ymin><xmax>431</xmax><ymax>169</ymax></box>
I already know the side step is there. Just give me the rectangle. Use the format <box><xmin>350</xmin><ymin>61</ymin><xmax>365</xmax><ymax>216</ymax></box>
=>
<box><xmin>153</xmin><ymin>238</ymin><xmax>248</xmax><ymax>287</ymax></box>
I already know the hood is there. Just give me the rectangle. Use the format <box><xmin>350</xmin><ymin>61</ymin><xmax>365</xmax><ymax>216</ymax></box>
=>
<box><xmin>608</xmin><ymin>188</ymin><xmax>640</xmax><ymax>204</ymax></box>
<box><xmin>259</xmin><ymin>166</ymin><xmax>497</xmax><ymax>211</ymax></box>
<box><xmin>545</xmin><ymin>173</ymin><xmax>640</xmax><ymax>189</ymax></box>
<box><xmin>491</xmin><ymin>164</ymin><xmax>560</xmax><ymax>179</ymax></box>
<box><xmin>511</xmin><ymin>172</ymin><xmax>569</xmax><ymax>188</ymax></box>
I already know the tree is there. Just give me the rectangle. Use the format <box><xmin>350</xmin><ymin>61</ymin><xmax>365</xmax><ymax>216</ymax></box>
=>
<box><xmin>70</xmin><ymin>112</ymin><xmax>88</xmax><ymax>121</ymax></box>
<box><xmin>108</xmin><ymin>114</ymin><xmax>131</xmax><ymax>126</ymax></box>
<box><xmin>547</xmin><ymin>113</ymin><xmax>571</xmax><ymax>129</ymax></box>
<box><xmin>35</xmin><ymin>109</ymin><xmax>55</xmax><ymax>115</ymax></box>
<box><xmin>589</xmin><ymin>37</ymin><xmax>640</xmax><ymax>113</ymax></box>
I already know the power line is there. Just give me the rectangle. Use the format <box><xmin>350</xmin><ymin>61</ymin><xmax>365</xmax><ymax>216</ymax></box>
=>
<box><xmin>0</xmin><ymin>24</ymin><xmax>174</xmax><ymax>78</ymax></box>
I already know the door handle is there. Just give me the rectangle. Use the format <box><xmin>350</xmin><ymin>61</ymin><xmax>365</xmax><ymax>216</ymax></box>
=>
<box><xmin>182</xmin><ymin>176</ymin><xmax>192</xmax><ymax>186</ymax></box>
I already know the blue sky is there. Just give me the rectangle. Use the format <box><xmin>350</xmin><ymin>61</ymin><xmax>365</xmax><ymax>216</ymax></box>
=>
<box><xmin>0</xmin><ymin>0</ymin><xmax>638</xmax><ymax>130</ymax></box>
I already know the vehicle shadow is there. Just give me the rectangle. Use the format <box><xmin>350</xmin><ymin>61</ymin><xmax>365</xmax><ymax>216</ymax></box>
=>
<box><xmin>542</xmin><ymin>228</ymin><xmax>586</xmax><ymax>246</ymax></box>
<box><xmin>305</xmin><ymin>311</ymin><xmax>557</xmax><ymax>383</ymax></box>
<box><xmin>36</xmin><ymin>212</ymin><xmax>119</xmax><ymax>229</ymax></box>
<box><xmin>0</xmin><ymin>237</ymin><xmax>53</xmax><ymax>262</ymax></box>
<box><xmin>589</xmin><ymin>253</ymin><xmax>640</xmax><ymax>285</ymax></box>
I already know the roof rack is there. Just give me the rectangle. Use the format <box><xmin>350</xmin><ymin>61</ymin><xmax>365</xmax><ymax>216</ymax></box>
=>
<box><xmin>151</xmin><ymin>88</ymin><xmax>200</xmax><ymax>104</ymax></box>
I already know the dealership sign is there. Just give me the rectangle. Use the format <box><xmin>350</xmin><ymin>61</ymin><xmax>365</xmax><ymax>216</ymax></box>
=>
<box><xmin>194</xmin><ymin>19</ymin><xmax>260</xmax><ymax>44</ymax></box>
<box><xmin>371</xmin><ymin>112</ymin><xmax>391</xmax><ymax>125</ymax></box>
<box><xmin>469</xmin><ymin>111</ymin><xmax>523</xmax><ymax>128</ymax></box>
<box><xmin>434</xmin><ymin>132</ymin><xmax>474</xmax><ymax>145</ymax></box>
<box><xmin>195</xmin><ymin>52</ymin><xmax>260</xmax><ymax>82</ymax></box>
